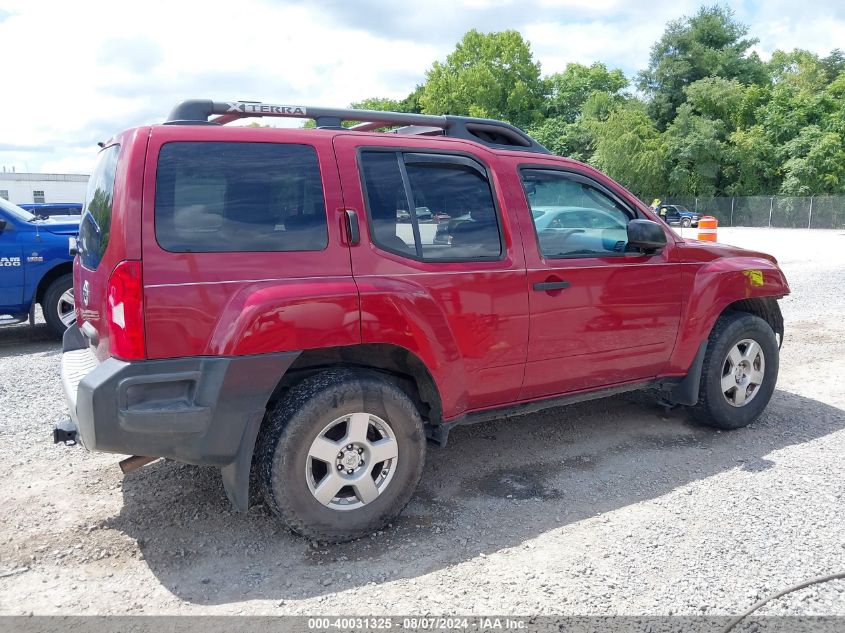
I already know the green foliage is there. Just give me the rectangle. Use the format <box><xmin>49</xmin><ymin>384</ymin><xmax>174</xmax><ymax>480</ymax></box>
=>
<box><xmin>342</xmin><ymin>6</ymin><xmax>845</xmax><ymax>197</ymax></box>
<box><xmin>684</xmin><ymin>77</ymin><xmax>745</xmax><ymax>128</ymax></box>
<box><xmin>591</xmin><ymin>106</ymin><xmax>668</xmax><ymax>197</ymax></box>
<box><xmin>724</xmin><ymin>126</ymin><xmax>778</xmax><ymax>194</ymax></box>
<box><xmin>419</xmin><ymin>30</ymin><xmax>545</xmax><ymax>128</ymax></box>
<box><xmin>544</xmin><ymin>62</ymin><xmax>628</xmax><ymax>122</ymax></box>
<box><xmin>637</xmin><ymin>5</ymin><xmax>767</xmax><ymax>128</ymax></box>
<box><xmin>528</xmin><ymin>118</ymin><xmax>593</xmax><ymax>161</ymax></box>
<box><xmin>664</xmin><ymin>104</ymin><xmax>728</xmax><ymax>196</ymax></box>
<box><xmin>779</xmin><ymin>126</ymin><xmax>845</xmax><ymax>194</ymax></box>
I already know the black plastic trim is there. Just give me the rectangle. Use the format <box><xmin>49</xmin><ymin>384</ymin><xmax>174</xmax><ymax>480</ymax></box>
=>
<box><xmin>662</xmin><ymin>341</ymin><xmax>708</xmax><ymax>406</ymax></box>
<box><xmin>428</xmin><ymin>380</ymin><xmax>656</xmax><ymax>446</ymax></box>
<box><xmin>63</xmin><ymin>345</ymin><xmax>300</xmax><ymax>511</ymax></box>
<box><xmin>163</xmin><ymin>100</ymin><xmax>551</xmax><ymax>154</ymax></box>
<box><xmin>533</xmin><ymin>280</ymin><xmax>571</xmax><ymax>291</ymax></box>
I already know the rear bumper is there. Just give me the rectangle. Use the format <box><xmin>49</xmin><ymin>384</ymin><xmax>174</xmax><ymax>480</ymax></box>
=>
<box><xmin>60</xmin><ymin>325</ymin><xmax>299</xmax><ymax>468</ymax></box>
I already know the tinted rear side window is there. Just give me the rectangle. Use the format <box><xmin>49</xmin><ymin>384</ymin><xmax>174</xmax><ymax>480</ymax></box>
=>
<box><xmin>155</xmin><ymin>142</ymin><xmax>328</xmax><ymax>253</ymax></box>
<box><xmin>79</xmin><ymin>144</ymin><xmax>119</xmax><ymax>270</ymax></box>
<box><xmin>360</xmin><ymin>150</ymin><xmax>501</xmax><ymax>261</ymax></box>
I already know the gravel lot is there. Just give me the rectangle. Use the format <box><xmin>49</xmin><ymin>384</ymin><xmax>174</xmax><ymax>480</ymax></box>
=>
<box><xmin>1</xmin><ymin>227</ymin><xmax>844</xmax><ymax>618</ymax></box>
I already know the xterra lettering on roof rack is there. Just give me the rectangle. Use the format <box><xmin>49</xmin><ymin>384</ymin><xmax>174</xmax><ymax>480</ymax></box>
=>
<box><xmin>165</xmin><ymin>99</ymin><xmax>550</xmax><ymax>154</ymax></box>
<box><xmin>225</xmin><ymin>102</ymin><xmax>307</xmax><ymax>116</ymax></box>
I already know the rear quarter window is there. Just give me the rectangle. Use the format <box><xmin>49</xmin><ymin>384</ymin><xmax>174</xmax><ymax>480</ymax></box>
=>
<box><xmin>79</xmin><ymin>144</ymin><xmax>119</xmax><ymax>270</ymax></box>
<box><xmin>154</xmin><ymin>142</ymin><xmax>328</xmax><ymax>253</ymax></box>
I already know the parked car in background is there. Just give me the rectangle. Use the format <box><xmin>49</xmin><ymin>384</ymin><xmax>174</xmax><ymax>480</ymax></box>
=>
<box><xmin>58</xmin><ymin>99</ymin><xmax>789</xmax><ymax>543</ymax></box>
<box><xmin>19</xmin><ymin>203</ymin><xmax>83</xmax><ymax>217</ymax></box>
<box><xmin>0</xmin><ymin>198</ymin><xmax>78</xmax><ymax>336</ymax></box>
<box><xmin>656</xmin><ymin>204</ymin><xmax>700</xmax><ymax>227</ymax></box>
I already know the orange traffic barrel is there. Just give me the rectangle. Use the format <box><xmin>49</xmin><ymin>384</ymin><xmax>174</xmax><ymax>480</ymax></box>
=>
<box><xmin>697</xmin><ymin>216</ymin><xmax>718</xmax><ymax>241</ymax></box>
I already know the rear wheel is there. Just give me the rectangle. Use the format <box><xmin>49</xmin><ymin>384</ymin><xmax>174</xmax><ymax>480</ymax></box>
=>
<box><xmin>42</xmin><ymin>274</ymin><xmax>75</xmax><ymax>338</ymax></box>
<box><xmin>690</xmin><ymin>312</ymin><xmax>778</xmax><ymax>429</ymax></box>
<box><xmin>256</xmin><ymin>369</ymin><xmax>426</xmax><ymax>542</ymax></box>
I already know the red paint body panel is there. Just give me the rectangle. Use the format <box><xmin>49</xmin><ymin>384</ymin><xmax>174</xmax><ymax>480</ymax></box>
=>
<box><xmin>139</xmin><ymin>126</ymin><xmax>360</xmax><ymax>359</ymax></box>
<box><xmin>333</xmin><ymin>134</ymin><xmax>529</xmax><ymax>417</ymax></box>
<box><xmin>495</xmin><ymin>155</ymin><xmax>684</xmax><ymax>399</ymax></box>
<box><xmin>666</xmin><ymin>242</ymin><xmax>789</xmax><ymax>374</ymax></box>
<box><xmin>72</xmin><ymin>122</ymin><xmax>790</xmax><ymax>425</ymax></box>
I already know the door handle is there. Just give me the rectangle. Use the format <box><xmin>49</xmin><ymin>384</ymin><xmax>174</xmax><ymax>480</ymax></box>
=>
<box><xmin>343</xmin><ymin>209</ymin><xmax>360</xmax><ymax>246</ymax></box>
<box><xmin>533</xmin><ymin>280</ymin><xmax>570</xmax><ymax>291</ymax></box>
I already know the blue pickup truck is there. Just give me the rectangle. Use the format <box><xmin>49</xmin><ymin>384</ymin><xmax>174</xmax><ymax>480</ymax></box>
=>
<box><xmin>0</xmin><ymin>197</ymin><xmax>79</xmax><ymax>337</ymax></box>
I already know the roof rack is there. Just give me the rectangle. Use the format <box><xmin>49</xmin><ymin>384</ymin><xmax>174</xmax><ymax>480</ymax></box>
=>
<box><xmin>165</xmin><ymin>99</ymin><xmax>550</xmax><ymax>154</ymax></box>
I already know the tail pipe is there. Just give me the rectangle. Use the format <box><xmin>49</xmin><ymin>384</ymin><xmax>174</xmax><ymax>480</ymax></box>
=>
<box><xmin>119</xmin><ymin>455</ymin><xmax>158</xmax><ymax>474</ymax></box>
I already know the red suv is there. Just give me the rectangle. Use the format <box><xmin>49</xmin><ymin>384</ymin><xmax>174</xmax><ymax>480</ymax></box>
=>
<box><xmin>59</xmin><ymin>100</ymin><xmax>789</xmax><ymax>542</ymax></box>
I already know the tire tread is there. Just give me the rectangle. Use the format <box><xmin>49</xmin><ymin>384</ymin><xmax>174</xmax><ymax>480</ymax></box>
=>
<box><xmin>256</xmin><ymin>368</ymin><xmax>425</xmax><ymax>542</ymax></box>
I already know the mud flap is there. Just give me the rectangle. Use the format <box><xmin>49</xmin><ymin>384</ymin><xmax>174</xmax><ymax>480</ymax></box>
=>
<box><xmin>665</xmin><ymin>341</ymin><xmax>708</xmax><ymax>406</ymax></box>
<box><xmin>220</xmin><ymin>411</ymin><xmax>265</xmax><ymax>512</ymax></box>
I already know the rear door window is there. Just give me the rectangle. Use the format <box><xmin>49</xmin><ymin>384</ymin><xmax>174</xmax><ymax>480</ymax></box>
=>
<box><xmin>154</xmin><ymin>142</ymin><xmax>328</xmax><ymax>253</ymax></box>
<box><xmin>79</xmin><ymin>144</ymin><xmax>119</xmax><ymax>270</ymax></box>
<box><xmin>360</xmin><ymin>150</ymin><xmax>502</xmax><ymax>261</ymax></box>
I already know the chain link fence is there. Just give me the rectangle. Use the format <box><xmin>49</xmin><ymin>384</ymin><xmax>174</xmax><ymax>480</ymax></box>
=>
<box><xmin>654</xmin><ymin>195</ymin><xmax>845</xmax><ymax>229</ymax></box>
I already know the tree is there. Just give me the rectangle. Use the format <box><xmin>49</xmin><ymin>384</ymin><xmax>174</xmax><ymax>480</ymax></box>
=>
<box><xmin>779</xmin><ymin>125</ymin><xmax>845</xmax><ymax>195</ymax></box>
<box><xmin>528</xmin><ymin>118</ymin><xmax>594</xmax><ymax>161</ymax></box>
<box><xmin>350</xmin><ymin>97</ymin><xmax>405</xmax><ymax>112</ymax></box>
<box><xmin>684</xmin><ymin>77</ymin><xmax>746</xmax><ymax>129</ymax></box>
<box><xmin>637</xmin><ymin>6</ymin><xmax>767</xmax><ymax>128</ymax></box>
<box><xmin>820</xmin><ymin>49</ymin><xmax>845</xmax><ymax>83</ymax></box>
<box><xmin>420</xmin><ymin>30</ymin><xmax>545</xmax><ymax>128</ymax></box>
<box><xmin>664</xmin><ymin>104</ymin><xmax>728</xmax><ymax>195</ymax></box>
<box><xmin>350</xmin><ymin>91</ymin><xmax>423</xmax><ymax>114</ymax></box>
<box><xmin>543</xmin><ymin>62</ymin><xmax>627</xmax><ymax>122</ymax></box>
<box><xmin>591</xmin><ymin>105</ymin><xmax>668</xmax><ymax>197</ymax></box>
<box><xmin>529</xmin><ymin>63</ymin><xmax>627</xmax><ymax>160</ymax></box>
<box><xmin>724</xmin><ymin>126</ymin><xmax>778</xmax><ymax>194</ymax></box>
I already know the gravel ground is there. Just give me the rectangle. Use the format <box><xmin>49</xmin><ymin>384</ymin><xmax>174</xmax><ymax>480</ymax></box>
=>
<box><xmin>0</xmin><ymin>227</ymin><xmax>844</xmax><ymax>618</ymax></box>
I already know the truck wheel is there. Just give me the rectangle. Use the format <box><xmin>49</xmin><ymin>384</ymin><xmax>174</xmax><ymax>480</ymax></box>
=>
<box><xmin>681</xmin><ymin>217</ymin><xmax>692</xmax><ymax>227</ymax></box>
<box><xmin>42</xmin><ymin>274</ymin><xmax>76</xmax><ymax>338</ymax></box>
<box><xmin>690</xmin><ymin>312</ymin><xmax>778</xmax><ymax>430</ymax></box>
<box><xmin>256</xmin><ymin>369</ymin><xmax>426</xmax><ymax>542</ymax></box>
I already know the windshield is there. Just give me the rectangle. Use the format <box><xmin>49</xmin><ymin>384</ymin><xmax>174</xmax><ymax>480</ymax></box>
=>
<box><xmin>0</xmin><ymin>197</ymin><xmax>36</xmax><ymax>222</ymax></box>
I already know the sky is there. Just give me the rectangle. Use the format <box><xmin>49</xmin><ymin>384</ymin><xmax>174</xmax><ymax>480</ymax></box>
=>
<box><xmin>1</xmin><ymin>0</ymin><xmax>844</xmax><ymax>175</ymax></box>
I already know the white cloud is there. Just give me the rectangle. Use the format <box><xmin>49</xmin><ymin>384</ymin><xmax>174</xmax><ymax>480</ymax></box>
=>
<box><xmin>0</xmin><ymin>0</ymin><xmax>843</xmax><ymax>174</ymax></box>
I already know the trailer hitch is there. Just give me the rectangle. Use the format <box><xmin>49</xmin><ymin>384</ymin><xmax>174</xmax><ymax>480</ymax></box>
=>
<box><xmin>53</xmin><ymin>419</ymin><xmax>78</xmax><ymax>445</ymax></box>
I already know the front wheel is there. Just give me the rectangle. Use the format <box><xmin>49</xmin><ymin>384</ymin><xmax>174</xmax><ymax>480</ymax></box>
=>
<box><xmin>42</xmin><ymin>274</ymin><xmax>75</xmax><ymax>338</ymax></box>
<box><xmin>681</xmin><ymin>217</ymin><xmax>692</xmax><ymax>227</ymax></box>
<box><xmin>256</xmin><ymin>369</ymin><xmax>426</xmax><ymax>542</ymax></box>
<box><xmin>690</xmin><ymin>312</ymin><xmax>779</xmax><ymax>430</ymax></box>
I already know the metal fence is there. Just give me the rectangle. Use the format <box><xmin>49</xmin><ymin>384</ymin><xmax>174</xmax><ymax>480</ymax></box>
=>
<box><xmin>654</xmin><ymin>195</ymin><xmax>845</xmax><ymax>229</ymax></box>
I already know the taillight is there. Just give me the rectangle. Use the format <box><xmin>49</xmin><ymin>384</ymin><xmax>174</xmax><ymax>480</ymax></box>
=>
<box><xmin>107</xmin><ymin>260</ymin><xmax>145</xmax><ymax>360</ymax></box>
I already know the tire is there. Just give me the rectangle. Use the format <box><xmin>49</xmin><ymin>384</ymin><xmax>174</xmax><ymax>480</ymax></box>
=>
<box><xmin>681</xmin><ymin>217</ymin><xmax>692</xmax><ymax>227</ymax></box>
<box><xmin>256</xmin><ymin>369</ymin><xmax>426</xmax><ymax>542</ymax></box>
<box><xmin>42</xmin><ymin>274</ymin><xmax>75</xmax><ymax>338</ymax></box>
<box><xmin>690</xmin><ymin>312</ymin><xmax>779</xmax><ymax>430</ymax></box>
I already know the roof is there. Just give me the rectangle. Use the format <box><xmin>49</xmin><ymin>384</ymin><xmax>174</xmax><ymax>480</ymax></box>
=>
<box><xmin>0</xmin><ymin>172</ymin><xmax>89</xmax><ymax>182</ymax></box>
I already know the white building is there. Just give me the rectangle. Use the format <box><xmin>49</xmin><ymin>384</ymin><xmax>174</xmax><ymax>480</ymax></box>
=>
<box><xmin>0</xmin><ymin>171</ymin><xmax>89</xmax><ymax>205</ymax></box>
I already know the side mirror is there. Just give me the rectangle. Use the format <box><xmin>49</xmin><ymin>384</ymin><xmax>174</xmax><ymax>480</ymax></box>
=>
<box><xmin>627</xmin><ymin>219</ymin><xmax>667</xmax><ymax>253</ymax></box>
<box><xmin>68</xmin><ymin>236</ymin><xmax>79</xmax><ymax>256</ymax></box>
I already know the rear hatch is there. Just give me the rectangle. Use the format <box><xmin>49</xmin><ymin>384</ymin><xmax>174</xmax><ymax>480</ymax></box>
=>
<box><xmin>75</xmin><ymin>137</ymin><xmax>145</xmax><ymax>362</ymax></box>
